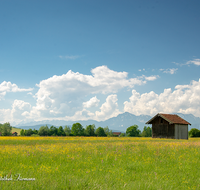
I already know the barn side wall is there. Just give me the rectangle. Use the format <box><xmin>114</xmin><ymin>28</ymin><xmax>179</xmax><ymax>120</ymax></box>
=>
<box><xmin>175</xmin><ymin>124</ymin><xmax>188</xmax><ymax>139</ymax></box>
<box><xmin>152</xmin><ymin>117</ymin><xmax>175</xmax><ymax>138</ymax></box>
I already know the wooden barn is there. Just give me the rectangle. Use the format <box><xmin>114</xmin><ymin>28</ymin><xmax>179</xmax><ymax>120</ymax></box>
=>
<box><xmin>145</xmin><ymin>113</ymin><xmax>191</xmax><ymax>139</ymax></box>
<box><xmin>112</xmin><ymin>132</ymin><xmax>121</xmax><ymax>137</ymax></box>
<box><xmin>12</xmin><ymin>132</ymin><xmax>18</xmax><ymax>136</ymax></box>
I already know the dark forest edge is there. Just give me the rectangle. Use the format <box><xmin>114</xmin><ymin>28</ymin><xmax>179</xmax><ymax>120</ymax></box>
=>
<box><xmin>0</xmin><ymin>122</ymin><xmax>200</xmax><ymax>137</ymax></box>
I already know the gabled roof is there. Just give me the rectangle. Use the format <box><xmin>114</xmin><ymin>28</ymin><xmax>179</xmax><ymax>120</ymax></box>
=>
<box><xmin>146</xmin><ymin>113</ymin><xmax>191</xmax><ymax>125</ymax></box>
<box><xmin>113</xmin><ymin>132</ymin><xmax>121</xmax><ymax>135</ymax></box>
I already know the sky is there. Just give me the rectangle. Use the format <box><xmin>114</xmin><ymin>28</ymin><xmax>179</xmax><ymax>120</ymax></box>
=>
<box><xmin>0</xmin><ymin>0</ymin><xmax>200</xmax><ymax>125</ymax></box>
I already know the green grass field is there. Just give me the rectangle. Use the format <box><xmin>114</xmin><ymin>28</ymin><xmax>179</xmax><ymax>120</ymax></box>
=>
<box><xmin>0</xmin><ymin>137</ymin><xmax>200</xmax><ymax>189</ymax></box>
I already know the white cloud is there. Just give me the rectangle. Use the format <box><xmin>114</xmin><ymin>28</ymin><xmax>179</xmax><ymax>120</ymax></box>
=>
<box><xmin>0</xmin><ymin>92</ymin><xmax>6</xmax><ymax>100</ymax></box>
<box><xmin>95</xmin><ymin>94</ymin><xmax>121</xmax><ymax>121</ymax></box>
<box><xmin>144</xmin><ymin>75</ymin><xmax>159</xmax><ymax>81</ymax></box>
<box><xmin>29</xmin><ymin>65</ymin><xmax>156</xmax><ymax>119</ymax></box>
<box><xmin>0</xmin><ymin>66</ymin><xmax>160</xmax><ymax>124</ymax></box>
<box><xmin>59</xmin><ymin>55</ymin><xmax>80</xmax><ymax>60</ymax></box>
<box><xmin>124</xmin><ymin>78</ymin><xmax>200</xmax><ymax>117</ymax></box>
<box><xmin>173</xmin><ymin>59</ymin><xmax>200</xmax><ymax>66</ymax></box>
<box><xmin>11</xmin><ymin>100</ymin><xmax>32</xmax><ymax>120</ymax></box>
<box><xmin>0</xmin><ymin>109</ymin><xmax>11</xmax><ymax>124</ymax></box>
<box><xmin>69</xmin><ymin>109</ymin><xmax>95</xmax><ymax>121</ymax></box>
<box><xmin>160</xmin><ymin>68</ymin><xmax>178</xmax><ymax>74</ymax></box>
<box><xmin>0</xmin><ymin>81</ymin><xmax>33</xmax><ymax>100</ymax></box>
<box><xmin>0</xmin><ymin>100</ymin><xmax>32</xmax><ymax>124</ymax></box>
<box><xmin>83</xmin><ymin>96</ymin><xmax>100</xmax><ymax>108</ymax></box>
<box><xmin>65</xmin><ymin>94</ymin><xmax>121</xmax><ymax>121</ymax></box>
<box><xmin>186</xmin><ymin>59</ymin><xmax>200</xmax><ymax>66</ymax></box>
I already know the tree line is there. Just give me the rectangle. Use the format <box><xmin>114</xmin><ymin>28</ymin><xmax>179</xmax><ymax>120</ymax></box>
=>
<box><xmin>2</xmin><ymin>121</ymin><xmax>200</xmax><ymax>137</ymax></box>
<box><xmin>0</xmin><ymin>122</ymin><xmax>152</xmax><ymax>137</ymax></box>
<box><xmin>19</xmin><ymin>123</ymin><xmax>152</xmax><ymax>137</ymax></box>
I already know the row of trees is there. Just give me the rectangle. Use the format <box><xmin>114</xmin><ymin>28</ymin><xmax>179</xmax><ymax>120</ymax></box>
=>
<box><xmin>20</xmin><ymin>123</ymin><xmax>114</xmax><ymax>137</ymax></box>
<box><xmin>0</xmin><ymin>122</ymin><xmax>152</xmax><ymax>137</ymax></box>
<box><xmin>126</xmin><ymin>125</ymin><xmax>152</xmax><ymax>137</ymax></box>
<box><xmin>19</xmin><ymin>123</ymin><xmax>152</xmax><ymax>137</ymax></box>
<box><xmin>2</xmin><ymin>121</ymin><xmax>200</xmax><ymax>137</ymax></box>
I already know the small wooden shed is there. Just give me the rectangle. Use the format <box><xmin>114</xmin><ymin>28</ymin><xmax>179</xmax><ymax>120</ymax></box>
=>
<box><xmin>145</xmin><ymin>113</ymin><xmax>191</xmax><ymax>139</ymax></box>
<box><xmin>12</xmin><ymin>132</ymin><xmax>18</xmax><ymax>136</ymax></box>
<box><xmin>112</xmin><ymin>132</ymin><xmax>121</xmax><ymax>137</ymax></box>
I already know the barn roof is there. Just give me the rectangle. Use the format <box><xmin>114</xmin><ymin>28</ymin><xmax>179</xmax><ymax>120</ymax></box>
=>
<box><xmin>112</xmin><ymin>132</ymin><xmax>121</xmax><ymax>135</ymax></box>
<box><xmin>146</xmin><ymin>113</ymin><xmax>191</xmax><ymax>125</ymax></box>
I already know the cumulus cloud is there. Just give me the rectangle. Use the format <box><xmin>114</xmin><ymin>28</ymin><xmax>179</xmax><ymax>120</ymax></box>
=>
<box><xmin>160</xmin><ymin>68</ymin><xmax>178</xmax><ymax>74</ymax></box>
<box><xmin>124</xmin><ymin>79</ymin><xmax>200</xmax><ymax>117</ymax></box>
<box><xmin>0</xmin><ymin>109</ymin><xmax>11</xmax><ymax>124</ymax></box>
<box><xmin>186</xmin><ymin>59</ymin><xmax>200</xmax><ymax>66</ymax></box>
<box><xmin>95</xmin><ymin>94</ymin><xmax>121</xmax><ymax>121</ymax></box>
<box><xmin>31</xmin><ymin>65</ymin><xmax>155</xmax><ymax>118</ymax></box>
<box><xmin>144</xmin><ymin>75</ymin><xmax>159</xmax><ymax>81</ymax></box>
<box><xmin>11</xmin><ymin>100</ymin><xmax>32</xmax><ymax>120</ymax></box>
<box><xmin>0</xmin><ymin>100</ymin><xmax>32</xmax><ymax>124</ymax></box>
<box><xmin>69</xmin><ymin>109</ymin><xmax>95</xmax><ymax>121</ymax></box>
<box><xmin>83</xmin><ymin>96</ymin><xmax>100</xmax><ymax>108</ymax></box>
<box><xmin>0</xmin><ymin>66</ymin><xmax>160</xmax><ymax>123</ymax></box>
<box><xmin>0</xmin><ymin>81</ymin><xmax>33</xmax><ymax>100</ymax></box>
<box><xmin>173</xmin><ymin>59</ymin><xmax>200</xmax><ymax>66</ymax></box>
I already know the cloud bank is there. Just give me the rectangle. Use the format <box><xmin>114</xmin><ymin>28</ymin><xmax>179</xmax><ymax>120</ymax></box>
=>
<box><xmin>0</xmin><ymin>65</ymin><xmax>200</xmax><ymax>125</ymax></box>
<box><xmin>124</xmin><ymin>79</ymin><xmax>200</xmax><ymax>117</ymax></box>
<box><xmin>25</xmin><ymin>65</ymin><xmax>155</xmax><ymax>119</ymax></box>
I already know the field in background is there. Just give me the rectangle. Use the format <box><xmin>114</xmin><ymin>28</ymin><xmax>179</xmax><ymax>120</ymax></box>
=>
<box><xmin>11</xmin><ymin>127</ymin><xmax>21</xmax><ymax>135</ymax></box>
<box><xmin>0</xmin><ymin>137</ymin><xmax>200</xmax><ymax>189</ymax></box>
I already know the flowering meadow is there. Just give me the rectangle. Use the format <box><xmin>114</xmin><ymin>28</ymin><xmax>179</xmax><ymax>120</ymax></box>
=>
<box><xmin>0</xmin><ymin>137</ymin><xmax>200</xmax><ymax>189</ymax></box>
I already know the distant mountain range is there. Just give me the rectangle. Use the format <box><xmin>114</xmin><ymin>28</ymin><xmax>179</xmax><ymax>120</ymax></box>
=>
<box><xmin>15</xmin><ymin>112</ymin><xmax>200</xmax><ymax>132</ymax></box>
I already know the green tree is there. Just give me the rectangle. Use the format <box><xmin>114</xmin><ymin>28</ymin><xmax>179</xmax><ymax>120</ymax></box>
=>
<box><xmin>32</xmin><ymin>129</ymin><xmax>38</xmax><ymax>135</ymax></box>
<box><xmin>96</xmin><ymin>127</ymin><xmax>107</xmax><ymax>137</ymax></box>
<box><xmin>58</xmin><ymin>126</ymin><xmax>66</xmax><ymax>136</ymax></box>
<box><xmin>71</xmin><ymin>123</ymin><xmax>84</xmax><ymax>136</ymax></box>
<box><xmin>0</xmin><ymin>122</ymin><xmax>12</xmax><ymax>136</ymax></box>
<box><xmin>119</xmin><ymin>133</ymin><xmax>125</xmax><ymax>137</ymax></box>
<box><xmin>85</xmin><ymin>124</ymin><xmax>96</xmax><ymax>136</ymax></box>
<box><xmin>49</xmin><ymin>126</ymin><xmax>58</xmax><ymax>136</ymax></box>
<box><xmin>38</xmin><ymin>125</ymin><xmax>49</xmax><ymax>136</ymax></box>
<box><xmin>141</xmin><ymin>126</ymin><xmax>152</xmax><ymax>137</ymax></box>
<box><xmin>24</xmin><ymin>129</ymin><xmax>34</xmax><ymax>136</ymax></box>
<box><xmin>103</xmin><ymin>126</ymin><xmax>109</xmax><ymax>135</ymax></box>
<box><xmin>189</xmin><ymin>128</ymin><xmax>200</xmax><ymax>137</ymax></box>
<box><xmin>20</xmin><ymin>129</ymin><xmax>25</xmax><ymax>136</ymax></box>
<box><xmin>103</xmin><ymin>126</ymin><xmax>113</xmax><ymax>137</ymax></box>
<box><xmin>126</xmin><ymin>125</ymin><xmax>141</xmax><ymax>137</ymax></box>
<box><xmin>64</xmin><ymin>125</ymin><xmax>71</xmax><ymax>136</ymax></box>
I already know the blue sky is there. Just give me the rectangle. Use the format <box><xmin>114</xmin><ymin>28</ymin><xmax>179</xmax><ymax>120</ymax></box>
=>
<box><xmin>0</xmin><ymin>0</ymin><xmax>200</xmax><ymax>125</ymax></box>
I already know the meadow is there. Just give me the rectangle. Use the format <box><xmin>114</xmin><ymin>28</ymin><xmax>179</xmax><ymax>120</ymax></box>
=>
<box><xmin>11</xmin><ymin>127</ymin><xmax>21</xmax><ymax>135</ymax></box>
<box><xmin>0</xmin><ymin>137</ymin><xmax>200</xmax><ymax>190</ymax></box>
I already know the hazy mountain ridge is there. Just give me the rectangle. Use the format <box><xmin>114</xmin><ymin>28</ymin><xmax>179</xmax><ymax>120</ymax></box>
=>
<box><xmin>15</xmin><ymin>112</ymin><xmax>200</xmax><ymax>132</ymax></box>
